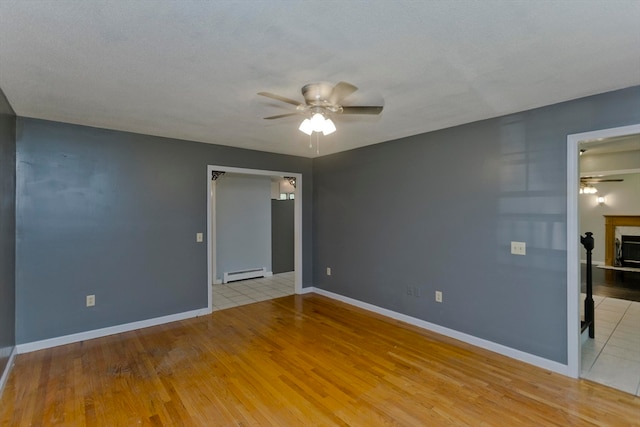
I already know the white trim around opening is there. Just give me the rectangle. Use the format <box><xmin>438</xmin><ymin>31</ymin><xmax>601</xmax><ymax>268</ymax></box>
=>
<box><xmin>566</xmin><ymin>123</ymin><xmax>640</xmax><ymax>378</ymax></box>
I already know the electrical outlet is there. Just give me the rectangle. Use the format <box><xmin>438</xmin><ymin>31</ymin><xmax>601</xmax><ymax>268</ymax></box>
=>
<box><xmin>326</xmin><ymin>267</ymin><xmax>331</xmax><ymax>276</ymax></box>
<box><xmin>511</xmin><ymin>241</ymin><xmax>526</xmax><ymax>255</ymax></box>
<box><xmin>196</xmin><ymin>232</ymin><xmax>203</xmax><ymax>242</ymax></box>
<box><xmin>435</xmin><ymin>291</ymin><xmax>443</xmax><ymax>303</ymax></box>
<box><xmin>86</xmin><ymin>294</ymin><xmax>95</xmax><ymax>307</ymax></box>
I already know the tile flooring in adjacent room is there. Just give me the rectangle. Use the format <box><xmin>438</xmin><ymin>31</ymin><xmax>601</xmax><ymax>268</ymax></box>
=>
<box><xmin>581</xmin><ymin>294</ymin><xmax>640</xmax><ymax>395</ymax></box>
<box><xmin>212</xmin><ymin>271</ymin><xmax>295</xmax><ymax>311</ymax></box>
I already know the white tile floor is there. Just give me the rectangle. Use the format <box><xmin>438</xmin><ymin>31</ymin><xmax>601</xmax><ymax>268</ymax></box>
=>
<box><xmin>212</xmin><ymin>271</ymin><xmax>295</xmax><ymax>311</ymax></box>
<box><xmin>580</xmin><ymin>294</ymin><xmax>640</xmax><ymax>395</ymax></box>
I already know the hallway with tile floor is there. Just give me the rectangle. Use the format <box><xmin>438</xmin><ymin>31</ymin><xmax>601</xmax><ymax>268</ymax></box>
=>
<box><xmin>212</xmin><ymin>271</ymin><xmax>295</xmax><ymax>311</ymax></box>
<box><xmin>581</xmin><ymin>294</ymin><xmax>640</xmax><ymax>395</ymax></box>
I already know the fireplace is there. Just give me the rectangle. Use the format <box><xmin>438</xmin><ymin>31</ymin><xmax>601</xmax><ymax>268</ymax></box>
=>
<box><xmin>621</xmin><ymin>235</ymin><xmax>640</xmax><ymax>267</ymax></box>
<box><xmin>604</xmin><ymin>216</ymin><xmax>640</xmax><ymax>266</ymax></box>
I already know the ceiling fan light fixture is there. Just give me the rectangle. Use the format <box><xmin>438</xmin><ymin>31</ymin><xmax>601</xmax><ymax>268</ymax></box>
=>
<box><xmin>299</xmin><ymin>113</ymin><xmax>336</xmax><ymax>136</ymax></box>
<box><xmin>322</xmin><ymin>118</ymin><xmax>336</xmax><ymax>135</ymax></box>
<box><xmin>310</xmin><ymin>113</ymin><xmax>326</xmax><ymax>132</ymax></box>
<box><xmin>298</xmin><ymin>118</ymin><xmax>314</xmax><ymax>135</ymax></box>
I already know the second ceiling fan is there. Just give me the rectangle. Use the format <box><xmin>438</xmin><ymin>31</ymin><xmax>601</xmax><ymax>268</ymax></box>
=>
<box><xmin>579</xmin><ymin>176</ymin><xmax>624</xmax><ymax>194</ymax></box>
<box><xmin>580</xmin><ymin>176</ymin><xmax>624</xmax><ymax>183</ymax></box>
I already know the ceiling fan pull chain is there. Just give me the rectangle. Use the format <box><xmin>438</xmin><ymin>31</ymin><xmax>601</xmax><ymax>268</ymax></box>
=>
<box><xmin>316</xmin><ymin>133</ymin><xmax>320</xmax><ymax>155</ymax></box>
<box><xmin>309</xmin><ymin>133</ymin><xmax>312</xmax><ymax>149</ymax></box>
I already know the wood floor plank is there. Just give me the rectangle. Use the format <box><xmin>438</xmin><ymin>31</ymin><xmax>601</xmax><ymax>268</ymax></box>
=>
<box><xmin>1</xmin><ymin>293</ymin><xmax>639</xmax><ymax>426</ymax></box>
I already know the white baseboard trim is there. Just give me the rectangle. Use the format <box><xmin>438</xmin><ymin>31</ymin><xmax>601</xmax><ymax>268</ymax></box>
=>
<box><xmin>16</xmin><ymin>307</ymin><xmax>211</xmax><ymax>354</ymax></box>
<box><xmin>310</xmin><ymin>287</ymin><xmax>569</xmax><ymax>376</ymax></box>
<box><xmin>0</xmin><ymin>346</ymin><xmax>17</xmax><ymax>399</ymax></box>
<box><xmin>299</xmin><ymin>286</ymin><xmax>314</xmax><ymax>294</ymax></box>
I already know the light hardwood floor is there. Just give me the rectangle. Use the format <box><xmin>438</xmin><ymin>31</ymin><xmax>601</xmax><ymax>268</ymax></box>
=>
<box><xmin>1</xmin><ymin>294</ymin><xmax>639</xmax><ymax>426</ymax></box>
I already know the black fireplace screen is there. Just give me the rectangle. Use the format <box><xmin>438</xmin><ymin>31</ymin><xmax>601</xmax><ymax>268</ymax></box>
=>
<box><xmin>621</xmin><ymin>235</ymin><xmax>640</xmax><ymax>267</ymax></box>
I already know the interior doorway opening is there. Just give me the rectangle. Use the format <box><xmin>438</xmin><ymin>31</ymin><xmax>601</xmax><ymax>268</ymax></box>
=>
<box><xmin>206</xmin><ymin>165</ymin><xmax>303</xmax><ymax>313</ymax></box>
<box><xmin>566</xmin><ymin>123</ymin><xmax>640</xmax><ymax>379</ymax></box>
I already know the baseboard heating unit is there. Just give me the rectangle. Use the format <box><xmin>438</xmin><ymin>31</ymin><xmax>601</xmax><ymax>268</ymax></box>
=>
<box><xmin>223</xmin><ymin>267</ymin><xmax>267</xmax><ymax>284</ymax></box>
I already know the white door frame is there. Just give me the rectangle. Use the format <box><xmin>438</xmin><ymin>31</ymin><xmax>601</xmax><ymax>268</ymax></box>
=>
<box><xmin>565</xmin><ymin>123</ymin><xmax>640</xmax><ymax>378</ymax></box>
<box><xmin>206</xmin><ymin>165</ymin><xmax>303</xmax><ymax>312</ymax></box>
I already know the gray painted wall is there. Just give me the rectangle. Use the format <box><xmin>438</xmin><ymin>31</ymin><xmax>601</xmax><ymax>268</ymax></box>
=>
<box><xmin>216</xmin><ymin>174</ymin><xmax>272</xmax><ymax>279</ymax></box>
<box><xmin>313</xmin><ymin>86</ymin><xmax>640</xmax><ymax>364</ymax></box>
<box><xmin>579</xmin><ymin>172</ymin><xmax>640</xmax><ymax>263</ymax></box>
<box><xmin>0</xmin><ymin>87</ymin><xmax>16</xmax><ymax>374</ymax></box>
<box><xmin>15</xmin><ymin>118</ymin><xmax>312</xmax><ymax>344</ymax></box>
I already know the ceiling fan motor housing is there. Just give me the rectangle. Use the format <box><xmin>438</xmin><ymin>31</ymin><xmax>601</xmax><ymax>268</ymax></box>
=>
<box><xmin>302</xmin><ymin>82</ymin><xmax>343</xmax><ymax>113</ymax></box>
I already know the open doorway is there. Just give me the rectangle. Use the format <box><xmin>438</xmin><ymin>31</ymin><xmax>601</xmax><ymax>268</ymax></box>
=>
<box><xmin>566</xmin><ymin>124</ymin><xmax>640</xmax><ymax>394</ymax></box>
<box><xmin>579</xmin><ymin>134</ymin><xmax>640</xmax><ymax>300</ymax></box>
<box><xmin>206</xmin><ymin>165</ymin><xmax>303</xmax><ymax>313</ymax></box>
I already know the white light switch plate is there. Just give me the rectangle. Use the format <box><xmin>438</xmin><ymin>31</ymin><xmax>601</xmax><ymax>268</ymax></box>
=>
<box><xmin>196</xmin><ymin>232</ymin><xmax>203</xmax><ymax>242</ymax></box>
<box><xmin>511</xmin><ymin>241</ymin><xmax>526</xmax><ymax>255</ymax></box>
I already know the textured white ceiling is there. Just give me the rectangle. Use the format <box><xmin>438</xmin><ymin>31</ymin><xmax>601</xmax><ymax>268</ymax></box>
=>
<box><xmin>1</xmin><ymin>1</ymin><xmax>639</xmax><ymax>158</ymax></box>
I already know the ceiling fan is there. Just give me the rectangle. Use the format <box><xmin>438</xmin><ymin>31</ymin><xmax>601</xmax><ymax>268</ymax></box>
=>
<box><xmin>579</xmin><ymin>176</ymin><xmax>624</xmax><ymax>194</ymax></box>
<box><xmin>257</xmin><ymin>81</ymin><xmax>383</xmax><ymax>136</ymax></box>
<box><xmin>580</xmin><ymin>176</ymin><xmax>624</xmax><ymax>183</ymax></box>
